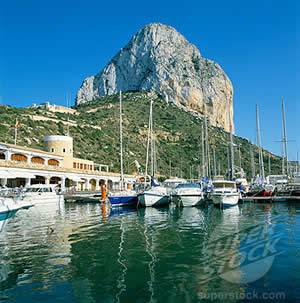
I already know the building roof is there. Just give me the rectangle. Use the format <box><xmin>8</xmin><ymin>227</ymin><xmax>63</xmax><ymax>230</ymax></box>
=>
<box><xmin>0</xmin><ymin>142</ymin><xmax>64</xmax><ymax>158</ymax></box>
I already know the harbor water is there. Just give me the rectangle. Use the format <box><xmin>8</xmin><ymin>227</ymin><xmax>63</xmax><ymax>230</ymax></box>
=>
<box><xmin>0</xmin><ymin>202</ymin><xmax>299</xmax><ymax>302</ymax></box>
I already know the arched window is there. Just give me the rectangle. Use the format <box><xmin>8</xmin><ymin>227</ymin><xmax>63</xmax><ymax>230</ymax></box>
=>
<box><xmin>48</xmin><ymin>159</ymin><xmax>59</xmax><ymax>166</ymax></box>
<box><xmin>31</xmin><ymin>157</ymin><xmax>45</xmax><ymax>165</ymax></box>
<box><xmin>0</xmin><ymin>153</ymin><xmax>5</xmax><ymax>160</ymax></box>
<box><xmin>11</xmin><ymin>154</ymin><xmax>27</xmax><ymax>162</ymax></box>
<box><xmin>62</xmin><ymin>148</ymin><xmax>66</xmax><ymax>153</ymax></box>
<box><xmin>51</xmin><ymin>148</ymin><xmax>55</xmax><ymax>153</ymax></box>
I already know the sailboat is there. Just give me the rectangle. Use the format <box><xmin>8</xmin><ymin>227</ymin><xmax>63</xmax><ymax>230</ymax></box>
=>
<box><xmin>247</xmin><ymin>105</ymin><xmax>274</xmax><ymax>197</ymax></box>
<box><xmin>107</xmin><ymin>91</ymin><xmax>137</xmax><ymax>207</ymax></box>
<box><xmin>210</xmin><ymin>110</ymin><xmax>240</xmax><ymax>207</ymax></box>
<box><xmin>137</xmin><ymin>101</ymin><xmax>169</xmax><ymax>207</ymax></box>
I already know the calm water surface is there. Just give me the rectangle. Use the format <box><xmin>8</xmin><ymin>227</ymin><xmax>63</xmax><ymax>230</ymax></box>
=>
<box><xmin>0</xmin><ymin>202</ymin><xmax>299</xmax><ymax>302</ymax></box>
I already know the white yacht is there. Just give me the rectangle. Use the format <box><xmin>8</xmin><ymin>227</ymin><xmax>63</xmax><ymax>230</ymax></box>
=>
<box><xmin>0</xmin><ymin>190</ymin><xmax>33</xmax><ymax>215</ymax></box>
<box><xmin>163</xmin><ymin>178</ymin><xmax>187</xmax><ymax>198</ymax></box>
<box><xmin>137</xmin><ymin>186</ymin><xmax>169</xmax><ymax>207</ymax></box>
<box><xmin>210</xmin><ymin>180</ymin><xmax>240</xmax><ymax>207</ymax></box>
<box><xmin>172</xmin><ymin>183</ymin><xmax>205</xmax><ymax>207</ymax></box>
<box><xmin>21</xmin><ymin>184</ymin><xmax>63</xmax><ymax>206</ymax></box>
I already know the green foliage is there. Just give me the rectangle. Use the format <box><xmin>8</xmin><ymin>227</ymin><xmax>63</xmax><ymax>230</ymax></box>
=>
<box><xmin>0</xmin><ymin>93</ymin><xmax>283</xmax><ymax>179</ymax></box>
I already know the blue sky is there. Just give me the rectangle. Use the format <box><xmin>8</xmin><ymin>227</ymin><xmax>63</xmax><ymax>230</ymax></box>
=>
<box><xmin>0</xmin><ymin>0</ymin><xmax>299</xmax><ymax>160</ymax></box>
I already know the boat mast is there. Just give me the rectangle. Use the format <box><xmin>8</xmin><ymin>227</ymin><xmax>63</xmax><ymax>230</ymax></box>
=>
<box><xmin>120</xmin><ymin>91</ymin><xmax>124</xmax><ymax>189</ymax></box>
<box><xmin>227</xmin><ymin>146</ymin><xmax>230</xmax><ymax>180</ymax></box>
<box><xmin>268</xmin><ymin>152</ymin><xmax>271</xmax><ymax>176</ymax></box>
<box><xmin>150</xmin><ymin>100</ymin><xmax>154</xmax><ymax>177</ymax></box>
<box><xmin>229</xmin><ymin>110</ymin><xmax>235</xmax><ymax>180</ymax></box>
<box><xmin>250</xmin><ymin>144</ymin><xmax>255</xmax><ymax>179</ymax></box>
<box><xmin>201</xmin><ymin>124</ymin><xmax>205</xmax><ymax>177</ymax></box>
<box><xmin>281</xmin><ymin>128</ymin><xmax>285</xmax><ymax>176</ymax></box>
<box><xmin>213</xmin><ymin>148</ymin><xmax>216</xmax><ymax>177</ymax></box>
<box><xmin>238</xmin><ymin>144</ymin><xmax>242</xmax><ymax>169</ymax></box>
<box><xmin>145</xmin><ymin>100</ymin><xmax>153</xmax><ymax>179</ymax></box>
<box><xmin>256</xmin><ymin>104</ymin><xmax>265</xmax><ymax>179</ymax></box>
<box><xmin>204</xmin><ymin>103</ymin><xmax>209</xmax><ymax>178</ymax></box>
<box><xmin>282</xmin><ymin>99</ymin><xmax>288</xmax><ymax>176</ymax></box>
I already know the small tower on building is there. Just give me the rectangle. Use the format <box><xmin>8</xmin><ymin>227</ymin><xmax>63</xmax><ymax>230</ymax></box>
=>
<box><xmin>44</xmin><ymin>135</ymin><xmax>73</xmax><ymax>169</ymax></box>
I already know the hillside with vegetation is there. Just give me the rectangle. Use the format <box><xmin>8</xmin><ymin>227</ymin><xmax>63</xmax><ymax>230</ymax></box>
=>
<box><xmin>0</xmin><ymin>92</ymin><xmax>282</xmax><ymax>180</ymax></box>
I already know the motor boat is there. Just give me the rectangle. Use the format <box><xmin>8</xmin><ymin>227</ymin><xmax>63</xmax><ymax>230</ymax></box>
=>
<box><xmin>172</xmin><ymin>183</ymin><xmax>205</xmax><ymax>207</ymax></box>
<box><xmin>162</xmin><ymin>178</ymin><xmax>188</xmax><ymax>203</ymax></box>
<box><xmin>0</xmin><ymin>189</ymin><xmax>33</xmax><ymax>215</ymax></box>
<box><xmin>21</xmin><ymin>184</ymin><xmax>63</xmax><ymax>206</ymax></box>
<box><xmin>210</xmin><ymin>180</ymin><xmax>240</xmax><ymax>207</ymax></box>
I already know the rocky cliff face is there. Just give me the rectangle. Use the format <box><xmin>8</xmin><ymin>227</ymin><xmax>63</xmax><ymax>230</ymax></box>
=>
<box><xmin>76</xmin><ymin>23</ymin><xmax>234</xmax><ymax>132</ymax></box>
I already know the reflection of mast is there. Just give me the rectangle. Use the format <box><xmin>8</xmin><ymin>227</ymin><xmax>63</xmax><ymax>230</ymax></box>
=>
<box><xmin>115</xmin><ymin>217</ymin><xmax>127</xmax><ymax>303</ymax></box>
<box><xmin>144</xmin><ymin>225</ymin><xmax>156</xmax><ymax>303</ymax></box>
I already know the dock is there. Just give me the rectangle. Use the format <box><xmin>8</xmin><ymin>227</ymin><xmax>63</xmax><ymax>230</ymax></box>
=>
<box><xmin>241</xmin><ymin>196</ymin><xmax>300</xmax><ymax>203</ymax></box>
<box><xmin>63</xmin><ymin>191</ymin><xmax>106</xmax><ymax>203</ymax></box>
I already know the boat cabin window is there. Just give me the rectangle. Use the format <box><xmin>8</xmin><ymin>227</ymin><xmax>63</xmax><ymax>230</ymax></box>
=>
<box><xmin>177</xmin><ymin>183</ymin><xmax>201</xmax><ymax>189</ymax></box>
<box><xmin>213</xmin><ymin>182</ymin><xmax>235</xmax><ymax>188</ymax></box>
<box><xmin>24</xmin><ymin>188</ymin><xmax>41</xmax><ymax>193</ymax></box>
<box><xmin>24</xmin><ymin>187</ymin><xmax>53</xmax><ymax>192</ymax></box>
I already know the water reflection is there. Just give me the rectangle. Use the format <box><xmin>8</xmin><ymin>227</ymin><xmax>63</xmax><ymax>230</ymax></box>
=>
<box><xmin>0</xmin><ymin>202</ymin><xmax>299</xmax><ymax>302</ymax></box>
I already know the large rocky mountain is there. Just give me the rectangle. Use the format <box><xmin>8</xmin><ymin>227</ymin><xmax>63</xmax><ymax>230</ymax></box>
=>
<box><xmin>76</xmin><ymin>23</ymin><xmax>234</xmax><ymax>132</ymax></box>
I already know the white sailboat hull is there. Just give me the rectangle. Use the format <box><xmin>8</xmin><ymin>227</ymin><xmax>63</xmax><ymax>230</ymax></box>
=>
<box><xmin>211</xmin><ymin>193</ymin><xmax>240</xmax><ymax>206</ymax></box>
<box><xmin>138</xmin><ymin>193</ymin><xmax>169</xmax><ymax>207</ymax></box>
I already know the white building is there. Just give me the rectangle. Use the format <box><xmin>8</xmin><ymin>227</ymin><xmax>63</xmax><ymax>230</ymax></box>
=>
<box><xmin>0</xmin><ymin>135</ymin><xmax>136</xmax><ymax>191</ymax></box>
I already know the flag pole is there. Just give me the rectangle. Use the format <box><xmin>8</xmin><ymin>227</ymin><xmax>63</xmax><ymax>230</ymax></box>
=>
<box><xmin>14</xmin><ymin>118</ymin><xmax>18</xmax><ymax>145</ymax></box>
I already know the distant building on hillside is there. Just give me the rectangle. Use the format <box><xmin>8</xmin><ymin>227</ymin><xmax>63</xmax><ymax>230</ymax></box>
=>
<box><xmin>30</xmin><ymin>102</ymin><xmax>77</xmax><ymax>115</ymax></box>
